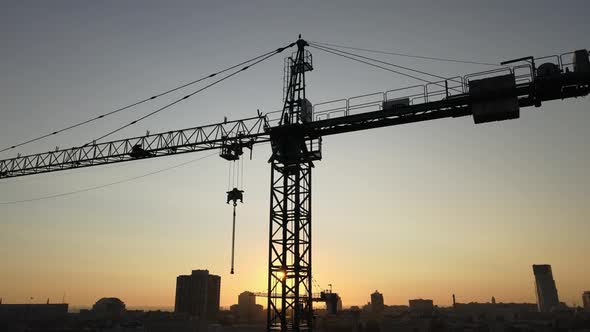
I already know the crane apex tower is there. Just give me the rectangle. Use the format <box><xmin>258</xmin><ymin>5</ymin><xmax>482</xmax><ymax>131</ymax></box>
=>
<box><xmin>266</xmin><ymin>37</ymin><xmax>317</xmax><ymax>332</ymax></box>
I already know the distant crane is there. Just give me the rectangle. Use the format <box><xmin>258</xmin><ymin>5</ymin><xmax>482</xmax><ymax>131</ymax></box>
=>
<box><xmin>1</xmin><ymin>37</ymin><xmax>589</xmax><ymax>332</ymax></box>
<box><xmin>252</xmin><ymin>288</ymin><xmax>341</xmax><ymax>316</ymax></box>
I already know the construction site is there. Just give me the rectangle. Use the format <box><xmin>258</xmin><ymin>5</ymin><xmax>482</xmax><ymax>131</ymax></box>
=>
<box><xmin>1</xmin><ymin>3</ymin><xmax>589</xmax><ymax>332</ymax></box>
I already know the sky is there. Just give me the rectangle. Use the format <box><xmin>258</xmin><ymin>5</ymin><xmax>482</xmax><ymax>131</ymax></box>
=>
<box><xmin>0</xmin><ymin>0</ymin><xmax>589</xmax><ymax>309</ymax></box>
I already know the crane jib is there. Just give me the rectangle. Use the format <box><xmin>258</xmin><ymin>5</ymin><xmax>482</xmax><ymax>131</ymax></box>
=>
<box><xmin>1</xmin><ymin>40</ymin><xmax>589</xmax><ymax>332</ymax></box>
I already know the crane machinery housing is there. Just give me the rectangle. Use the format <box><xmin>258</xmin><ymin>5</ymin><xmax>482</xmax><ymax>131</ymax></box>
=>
<box><xmin>1</xmin><ymin>37</ymin><xmax>589</xmax><ymax>332</ymax></box>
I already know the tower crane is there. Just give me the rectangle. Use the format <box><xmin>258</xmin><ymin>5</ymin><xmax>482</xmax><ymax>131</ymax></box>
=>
<box><xmin>1</xmin><ymin>37</ymin><xmax>589</xmax><ymax>332</ymax></box>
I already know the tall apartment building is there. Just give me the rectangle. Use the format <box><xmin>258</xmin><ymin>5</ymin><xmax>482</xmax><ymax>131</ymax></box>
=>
<box><xmin>583</xmin><ymin>291</ymin><xmax>590</xmax><ymax>312</ymax></box>
<box><xmin>532</xmin><ymin>264</ymin><xmax>560</xmax><ymax>312</ymax></box>
<box><xmin>370</xmin><ymin>290</ymin><xmax>384</xmax><ymax>313</ymax></box>
<box><xmin>174</xmin><ymin>269</ymin><xmax>221</xmax><ymax>321</ymax></box>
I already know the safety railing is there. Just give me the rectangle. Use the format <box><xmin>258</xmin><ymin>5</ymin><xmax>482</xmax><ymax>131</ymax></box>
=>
<box><xmin>266</xmin><ymin>48</ymin><xmax>587</xmax><ymax>126</ymax></box>
<box><xmin>313</xmin><ymin>99</ymin><xmax>348</xmax><ymax>121</ymax></box>
<box><xmin>513</xmin><ymin>64</ymin><xmax>534</xmax><ymax>85</ymax></box>
<box><xmin>560</xmin><ymin>51</ymin><xmax>578</xmax><ymax>73</ymax></box>
<box><xmin>537</xmin><ymin>55</ymin><xmax>562</xmax><ymax>69</ymax></box>
<box><xmin>310</xmin><ymin>61</ymin><xmax>534</xmax><ymax>123</ymax></box>
<box><xmin>347</xmin><ymin>92</ymin><xmax>384</xmax><ymax>116</ymax></box>
<box><xmin>386</xmin><ymin>85</ymin><xmax>427</xmax><ymax>106</ymax></box>
<box><xmin>425</xmin><ymin>76</ymin><xmax>465</xmax><ymax>102</ymax></box>
<box><xmin>463</xmin><ymin>67</ymin><xmax>513</xmax><ymax>89</ymax></box>
<box><xmin>312</xmin><ymin>75</ymin><xmax>470</xmax><ymax>122</ymax></box>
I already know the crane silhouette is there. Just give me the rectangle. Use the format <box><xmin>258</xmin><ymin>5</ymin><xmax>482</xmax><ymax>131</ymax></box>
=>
<box><xmin>1</xmin><ymin>37</ymin><xmax>589</xmax><ymax>332</ymax></box>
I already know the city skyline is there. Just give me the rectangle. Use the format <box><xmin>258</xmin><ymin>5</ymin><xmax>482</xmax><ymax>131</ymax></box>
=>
<box><xmin>1</xmin><ymin>0</ymin><xmax>589</xmax><ymax>311</ymax></box>
<box><xmin>2</xmin><ymin>263</ymin><xmax>587</xmax><ymax>311</ymax></box>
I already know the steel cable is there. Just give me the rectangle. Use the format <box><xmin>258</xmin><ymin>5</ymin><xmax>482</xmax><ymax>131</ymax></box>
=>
<box><xmin>1</xmin><ymin>44</ymin><xmax>292</xmax><ymax>154</ymax></box>
<box><xmin>310</xmin><ymin>40</ymin><xmax>500</xmax><ymax>66</ymax></box>
<box><xmin>84</xmin><ymin>46</ymin><xmax>292</xmax><ymax>146</ymax></box>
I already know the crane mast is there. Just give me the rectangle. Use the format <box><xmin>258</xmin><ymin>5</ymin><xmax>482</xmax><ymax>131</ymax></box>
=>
<box><xmin>266</xmin><ymin>38</ymin><xmax>319</xmax><ymax>332</ymax></box>
<box><xmin>1</xmin><ymin>37</ymin><xmax>589</xmax><ymax>332</ymax></box>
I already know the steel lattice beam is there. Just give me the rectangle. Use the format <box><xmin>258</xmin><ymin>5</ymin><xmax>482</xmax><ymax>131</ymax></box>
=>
<box><xmin>267</xmin><ymin>161</ymin><xmax>313</xmax><ymax>332</ymax></box>
<box><xmin>267</xmin><ymin>38</ymin><xmax>315</xmax><ymax>332</ymax></box>
<box><xmin>0</xmin><ymin>116</ymin><xmax>269</xmax><ymax>179</ymax></box>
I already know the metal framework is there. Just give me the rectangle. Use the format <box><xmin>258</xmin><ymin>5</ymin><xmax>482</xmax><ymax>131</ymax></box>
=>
<box><xmin>267</xmin><ymin>161</ymin><xmax>313</xmax><ymax>332</ymax></box>
<box><xmin>0</xmin><ymin>38</ymin><xmax>589</xmax><ymax>332</ymax></box>
<box><xmin>267</xmin><ymin>38</ymin><xmax>316</xmax><ymax>332</ymax></box>
<box><xmin>0</xmin><ymin>116</ymin><xmax>268</xmax><ymax>178</ymax></box>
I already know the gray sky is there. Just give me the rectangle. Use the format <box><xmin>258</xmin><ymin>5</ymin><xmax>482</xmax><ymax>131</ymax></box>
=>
<box><xmin>0</xmin><ymin>0</ymin><xmax>589</xmax><ymax>308</ymax></box>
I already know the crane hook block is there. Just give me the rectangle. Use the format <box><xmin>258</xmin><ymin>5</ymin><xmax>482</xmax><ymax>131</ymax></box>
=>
<box><xmin>227</xmin><ymin>187</ymin><xmax>244</xmax><ymax>205</ymax></box>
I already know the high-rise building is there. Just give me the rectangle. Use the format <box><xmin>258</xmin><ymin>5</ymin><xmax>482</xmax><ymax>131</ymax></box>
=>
<box><xmin>532</xmin><ymin>264</ymin><xmax>560</xmax><ymax>312</ymax></box>
<box><xmin>409</xmin><ymin>299</ymin><xmax>434</xmax><ymax>315</ymax></box>
<box><xmin>583</xmin><ymin>291</ymin><xmax>590</xmax><ymax>312</ymax></box>
<box><xmin>230</xmin><ymin>291</ymin><xmax>264</xmax><ymax>322</ymax></box>
<box><xmin>323</xmin><ymin>292</ymin><xmax>340</xmax><ymax>315</ymax></box>
<box><xmin>370</xmin><ymin>290</ymin><xmax>384</xmax><ymax>313</ymax></box>
<box><xmin>238</xmin><ymin>291</ymin><xmax>256</xmax><ymax>307</ymax></box>
<box><xmin>174</xmin><ymin>269</ymin><xmax>221</xmax><ymax>321</ymax></box>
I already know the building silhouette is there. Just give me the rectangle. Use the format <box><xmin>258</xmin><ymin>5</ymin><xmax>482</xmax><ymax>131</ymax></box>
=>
<box><xmin>92</xmin><ymin>297</ymin><xmax>126</xmax><ymax>319</ymax></box>
<box><xmin>409</xmin><ymin>299</ymin><xmax>434</xmax><ymax>316</ymax></box>
<box><xmin>583</xmin><ymin>291</ymin><xmax>590</xmax><ymax>312</ymax></box>
<box><xmin>174</xmin><ymin>269</ymin><xmax>221</xmax><ymax>321</ymax></box>
<box><xmin>238</xmin><ymin>291</ymin><xmax>256</xmax><ymax>307</ymax></box>
<box><xmin>532</xmin><ymin>264</ymin><xmax>560</xmax><ymax>312</ymax></box>
<box><xmin>230</xmin><ymin>291</ymin><xmax>264</xmax><ymax>322</ymax></box>
<box><xmin>370</xmin><ymin>290</ymin><xmax>384</xmax><ymax>313</ymax></box>
<box><xmin>451</xmin><ymin>301</ymin><xmax>537</xmax><ymax>322</ymax></box>
<box><xmin>322</xmin><ymin>292</ymin><xmax>341</xmax><ymax>315</ymax></box>
<box><xmin>0</xmin><ymin>303</ymin><xmax>68</xmax><ymax>321</ymax></box>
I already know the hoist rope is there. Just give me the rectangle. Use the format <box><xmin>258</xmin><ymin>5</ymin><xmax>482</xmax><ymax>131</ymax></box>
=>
<box><xmin>230</xmin><ymin>201</ymin><xmax>237</xmax><ymax>274</ymax></box>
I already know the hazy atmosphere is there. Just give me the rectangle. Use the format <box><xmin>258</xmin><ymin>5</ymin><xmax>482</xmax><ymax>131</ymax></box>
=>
<box><xmin>1</xmin><ymin>0</ymin><xmax>589</xmax><ymax>312</ymax></box>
